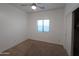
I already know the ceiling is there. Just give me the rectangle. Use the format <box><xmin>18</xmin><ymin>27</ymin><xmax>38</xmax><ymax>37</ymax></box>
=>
<box><xmin>9</xmin><ymin>3</ymin><xmax>65</xmax><ymax>13</ymax></box>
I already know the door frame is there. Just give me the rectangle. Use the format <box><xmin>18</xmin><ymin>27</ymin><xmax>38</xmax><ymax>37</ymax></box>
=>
<box><xmin>71</xmin><ymin>11</ymin><xmax>75</xmax><ymax>56</ymax></box>
<box><xmin>71</xmin><ymin>7</ymin><xmax>79</xmax><ymax>56</ymax></box>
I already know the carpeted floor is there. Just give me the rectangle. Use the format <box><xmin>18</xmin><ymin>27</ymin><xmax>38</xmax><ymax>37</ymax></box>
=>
<box><xmin>1</xmin><ymin>39</ymin><xmax>68</xmax><ymax>56</ymax></box>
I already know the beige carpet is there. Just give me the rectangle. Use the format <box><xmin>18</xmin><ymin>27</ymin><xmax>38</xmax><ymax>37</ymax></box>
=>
<box><xmin>1</xmin><ymin>39</ymin><xmax>68</xmax><ymax>56</ymax></box>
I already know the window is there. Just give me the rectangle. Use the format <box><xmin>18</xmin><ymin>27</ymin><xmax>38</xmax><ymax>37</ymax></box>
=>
<box><xmin>37</xmin><ymin>20</ymin><xmax>50</xmax><ymax>32</ymax></box>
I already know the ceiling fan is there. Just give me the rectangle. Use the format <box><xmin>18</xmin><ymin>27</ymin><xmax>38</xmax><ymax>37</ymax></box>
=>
<box><xmin>20</xmin><ymin>3</ymin><xmax>45</xmax><ymax>10</ymax></box>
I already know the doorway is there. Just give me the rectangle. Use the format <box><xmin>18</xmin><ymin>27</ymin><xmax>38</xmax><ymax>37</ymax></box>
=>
<box><xmin>72</xmin><ymin>7</ymin><xmax>79</xmax><ymax>56</ymax></box>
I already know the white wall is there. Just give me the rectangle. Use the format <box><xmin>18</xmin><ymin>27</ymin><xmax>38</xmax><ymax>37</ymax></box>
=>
<box><xmin>27</xmin><ymin>8</ymin><xmax>65</xmax><ymax>45</ymax></box>
<box><xmin>64</xmin><ymin>3</ymin><xmax>79</xmax><ymax>55</ymax></box>
<box><xmin>0</xmin><ymin>4</ymin><xmax>28</xmax><ymax>52</ymax></box>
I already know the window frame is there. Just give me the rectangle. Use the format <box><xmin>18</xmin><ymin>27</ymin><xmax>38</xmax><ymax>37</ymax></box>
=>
<box><xmin>37</xmin><ymin>19</ymin><xmax>50</xmax><ymax>32</ymax></box>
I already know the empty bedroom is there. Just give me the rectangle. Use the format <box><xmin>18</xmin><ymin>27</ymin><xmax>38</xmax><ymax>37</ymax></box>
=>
<box><xmin>0</xmin><ymin>3</ymin><xmax>79</xmax><ymax>56</ymax></box>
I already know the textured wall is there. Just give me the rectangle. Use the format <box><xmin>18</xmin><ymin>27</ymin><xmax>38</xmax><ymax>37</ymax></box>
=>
<box><xmin>27</xmin><ymin>8</ymin><xmax>65</xmax><ymax>45</ymax></box>
<box><xmin>0</xmin><ymin>4</ymin><xmax>28</xmax><ymax>52</ymax></box>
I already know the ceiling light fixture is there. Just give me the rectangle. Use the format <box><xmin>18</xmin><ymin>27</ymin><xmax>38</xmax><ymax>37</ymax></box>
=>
<box><xmin>31</xmin><ymin>3</ymin><xmax>36</xmax><ymax>10</ymax></box>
